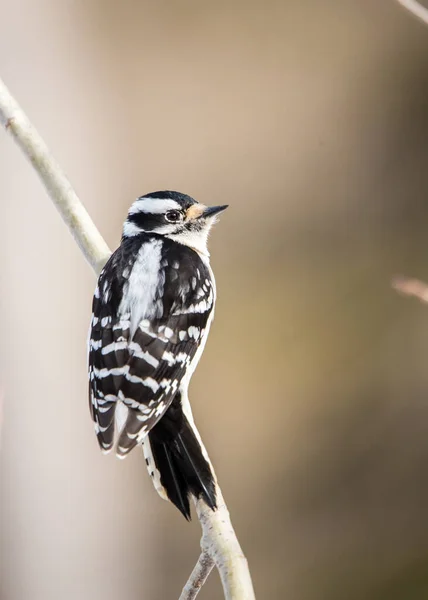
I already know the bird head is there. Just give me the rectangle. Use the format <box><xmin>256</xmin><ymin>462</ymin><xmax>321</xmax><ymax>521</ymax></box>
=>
<box><xmin>122</xmin><ymin>191</ymin><xmax>228</xmax><ymax>256</ymax></box>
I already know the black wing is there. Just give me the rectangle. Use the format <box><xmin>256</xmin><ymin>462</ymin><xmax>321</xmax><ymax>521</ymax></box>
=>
<box><xmin>88</xmin><ymin>243</ymin><xmax>134</xmax><ymax>452</ymax></box>
<box><xmin>88</xmin><ymin>238</ymin><xmax>214</xmax><ymax>456</ymax></box>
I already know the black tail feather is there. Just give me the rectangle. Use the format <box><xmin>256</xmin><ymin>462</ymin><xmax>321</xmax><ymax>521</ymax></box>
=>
<box><xmin>175</xmin><ymin>432</ymin><xmax>216</xmax><ymax>510</ymax></box>
<box><xmin>148</xmin><ymin>406</ymin><xmax>217</xmax><ymax>519</ymax></box>
<box><xmin>151</xmin><ymin>440</ymin><xmax>191</xmax><ymax>519</ymax></box>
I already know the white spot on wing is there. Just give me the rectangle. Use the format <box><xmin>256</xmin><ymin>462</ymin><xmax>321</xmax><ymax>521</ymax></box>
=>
<box><xmin>115</xmin><ymin>402</ymin><xmax>128</xmax><ymax>436</ymax></box>
<box><xmin>129</xmin><ymin>342</ymin><xmax>159</xmax><ymax>367</ymax></box>
<box><xmin>103</xmin><ymin>281</ymin><xmax>111</xmax><ymax>303</ymax></box>
<box><xmin>176</xmin><ymin>352</ymin><xmax>190</xmax><ymax>364</ymax></box>
<box><xmin>162</xmin><ymin>350</ymin><xmax>175</xmax><ymax>365</ymax></box>
<box><xmin>93</xmin><ymin>365</ymin><xmax>129</xmax><ymax>378</ymax></box>
<box><xmin>113</xmin><ymin>319</ymin><xmax>130</xmax><ymax>331</ymax></box>
<box><xmin>188</xmin><ymin>326</ymin><xmax>200</xmax><ymax>339</ymax></box>
<box><xmin>101</xmin><ymin>341</ymin><xmax>128</xmax><ymax>354</ymax></box>
<box><xmin>124</xmin><ymin>373</ymin><xmax>160</xmax><ymax>392</ymax></box>
<box><xmin>155</xmin><ymin>401</ymin><xmax>166</xmax><ymax>417</ymax></box>
<box><xmin>164</xmin><ymin>327</ymin><xmax>173</xmax><ymax>339</ymax></box>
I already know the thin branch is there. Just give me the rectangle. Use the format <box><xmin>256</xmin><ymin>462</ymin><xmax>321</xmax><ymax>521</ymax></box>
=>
<box><xmin>392</xmin><ymin>275</ymin><xmax>428</xmax><ymax>303</ymax></box>
<box><xmin>179</xmin><ymin>553</ymin><xmax>215</xmax><ymax>600</ymax></box>
<box><xmin>0</xmin><ymin>76</ymin><xmax>255</xmax><ymax>600</ymax></box>
<box><xmin>396</xmin><ymin>0</ymin><xmax>428</xmax><ymax>26</ymax></box>
<box><xmin>0</xmin><ymin>78</ymin><xmax>111</xmax><ymax>275</ymax></box>
<box><xmin>195</xmin><ymin>490</ymin><xmax>255</xmax><ymax>600</ymax></box>
<box><xmin>184</xmin><ymin>404</ymin><xmax>256</xmax><ymax>599</ymax></box>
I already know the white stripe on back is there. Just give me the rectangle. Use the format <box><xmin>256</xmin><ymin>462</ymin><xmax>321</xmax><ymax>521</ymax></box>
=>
<box><xmin>118</xmin><ymin>239</ymin><xmax>164</xmax><ymax>338</ymax></box>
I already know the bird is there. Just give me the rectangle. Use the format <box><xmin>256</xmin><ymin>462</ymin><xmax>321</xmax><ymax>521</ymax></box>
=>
<box><xmin>88</xmin><ymin>190</ymin><xmax>228</xmax><ymax>519</ymax></box>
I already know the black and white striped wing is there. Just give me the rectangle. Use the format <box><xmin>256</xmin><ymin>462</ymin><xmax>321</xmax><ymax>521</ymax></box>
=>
<box><xmin>88</xmin><ymin>245</ymin><xmax>136</xmax><ymax>452</ymax></box>
<box><xmin>89</xmin><ymin>243</ymin><xmax>214</xmax><ymax>456</ymax></box>
<box><xmin>114</xmin><ymin>308</ymin><xmax>210</xmax><ymax>457</ymax></box>
<box><xmin>88</xmin><ymin>300</ymin><xmax>131</xmax><ymax>452</ymax></box>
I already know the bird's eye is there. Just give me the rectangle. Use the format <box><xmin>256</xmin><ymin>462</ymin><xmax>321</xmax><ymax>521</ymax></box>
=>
<box><xmin>165</xmin><ymin>210</ymin><xmax>182</xmax><ymax>223</ymax></box>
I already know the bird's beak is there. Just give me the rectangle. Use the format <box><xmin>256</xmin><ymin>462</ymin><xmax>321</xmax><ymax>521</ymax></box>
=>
<box><xmin>200</xmin><ymin>205</ymin><xmax>229</xmax><ymax>219</ymax></box>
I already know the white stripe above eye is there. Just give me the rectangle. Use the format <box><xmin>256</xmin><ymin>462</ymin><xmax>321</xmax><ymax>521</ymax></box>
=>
<box><xmin>129</xmin><ymin>198</ymin><xmax>181</xmax><ymax>215</ymax></box>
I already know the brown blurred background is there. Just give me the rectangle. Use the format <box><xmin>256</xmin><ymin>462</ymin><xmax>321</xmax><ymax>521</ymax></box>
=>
<box><xmin>2</xmin><ymin>1</ymin><xmax>428</xmax><ymax>598</ymax></box>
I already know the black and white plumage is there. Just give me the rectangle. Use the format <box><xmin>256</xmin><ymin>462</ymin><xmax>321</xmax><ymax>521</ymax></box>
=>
<box><xmin>88</xmin><ymin>191</ymin><xmax>228</xmax><ymax>519</ymax></box>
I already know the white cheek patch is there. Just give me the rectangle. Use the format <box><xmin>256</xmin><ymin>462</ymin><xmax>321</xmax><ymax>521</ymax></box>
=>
<box><xmin>122</xmin><ymin>221</ymin><xmax>143</xmax><ymax>237</ymax></box>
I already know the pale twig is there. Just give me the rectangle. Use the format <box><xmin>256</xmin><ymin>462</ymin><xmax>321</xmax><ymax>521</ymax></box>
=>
<box><xmin>396</xmin><ymin>0</ymin><xmax>428</xmax><ymax>26</ymax></box>
<box><xmin>0</xmin><ymin>78</ymin><xmax>111</xmax><ymax>275</ymax></box>
<box><xmin>179</xmin><ymin>553</ymin><xmax>215</xmax><ymax>600</ymax></box>
<box><xmin>195</xmin><ymin>489</ymin><xmax>255</xmax><ymax>599</ymax></box>
<box><xmin>0</xmin><ymin>391</ymin><xmax>3</xmax><ymax>449</ymax></box>
<box><xmin>183</xmin><ymin>401</ymin><xmax>255</xmax><ymax>599</ymax></box>
<box><xmin>392</xmin><ymin>275</ymin><xmax>428</xmax><ymax>303</ymax></box>
<box><xmin>0</xmin><ymin>76</ymin><xmax>255</xmax><ymax>600</ymax></box>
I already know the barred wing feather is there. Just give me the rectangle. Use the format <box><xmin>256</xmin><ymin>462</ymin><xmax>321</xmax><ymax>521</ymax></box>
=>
<box><xmin>89</xmin><ymin>302</ymin><xmax>211</xmax><ymax>456</ymax></box>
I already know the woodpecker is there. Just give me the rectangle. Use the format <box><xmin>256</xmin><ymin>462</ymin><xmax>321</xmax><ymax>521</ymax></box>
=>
<box><xmin>88</xmin><ymin>191</ymin><xmax>228</xmax><ymax>519</ymax></box>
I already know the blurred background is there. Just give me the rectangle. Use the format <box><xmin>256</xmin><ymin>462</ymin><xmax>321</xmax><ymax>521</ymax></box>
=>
<box><xmin>2</xmin><ymin>0</ymin><xmax>428</xmax><ymax>598</ymax></box>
